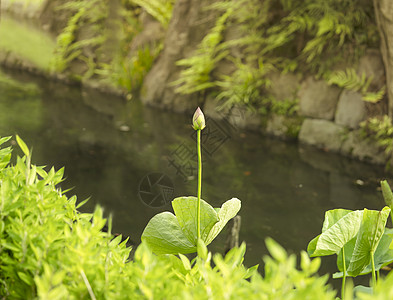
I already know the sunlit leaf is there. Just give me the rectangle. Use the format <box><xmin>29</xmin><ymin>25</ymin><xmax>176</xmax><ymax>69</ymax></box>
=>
<box><xmin>141</xmin><ymin>212</ymin><xmax>196</xmax><ymax>255</ymax></box>
<box><xmin>308</xmin><ymin>209</ymin><xmax>363</xmax><ymax>257</ymax></box>
<box><xmin>354</xmin><ymin>285</ymin><xmax>373</xmax><ymax>296</ymax></box>
<box><xmin>16</xmin><ymin>135</ymin><xmax>30</xmax><ymax>157</ymax></box>
<box><xmin>0</xmin><ymin>136</ymin><xmax>12</xmax><ymax>146</ymax></box>
<box><xmin>334</xmin><ymin>228</ymin><xmax>393</xmax><ymax>278</ymax></box>
<box><xmin>346</xmin><ymin>207</ymin><xmax>390</xmax><ymax>276</ymax></box>
<box><xmin>381</xmin><ymin>180</ymin><xmax>393</xmax><ymax>208</ymax></box>
<box><xmin>266</xmin><ymin>237</ymin><xmax>287</xmax><ymax>262</ymax></box>
<box><xmin>172</xmin><ymin>197</ymin><xmax>218</xmax><ymax>244</ymax></box>
<box><xmin>205</xmin><ymin>198</ymin><xmax>241</xmax><ymax>245</ymax></box>
<box><xmin>142</xmin><ymin>197</ymin><xmax>241</xmax><ymax>255</ymax></box>
<box><xmin>197</xmin><ymin>238</ymin><xmax>208</xmax><ymax>261</ymax></box>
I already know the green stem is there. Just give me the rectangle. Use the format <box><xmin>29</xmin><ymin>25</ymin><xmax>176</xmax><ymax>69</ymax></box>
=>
<box><xmin>197</xmin><ymin>129</ymin><xmax>202</xmax><ymax>240</ymax></box>
<box><xmin>342</xmin><ymin>247</ymin><xmax>346</xmax><ymax>300</ymax></box>
<box><xmin>371</xmin><ymin>250</ymin><xmax>377</xmax><ymax>287</ymax></box>
<box><xmin>390</xmin><ymin>211</ymin><xmax>393</xmax><ymax>227</ymax></box>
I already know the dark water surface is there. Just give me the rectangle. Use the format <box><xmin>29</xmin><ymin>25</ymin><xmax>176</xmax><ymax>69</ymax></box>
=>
<box><xmin>0</xmin><ymin>67</ymin><xmax>389</xmax><ymax>290</ymax></box>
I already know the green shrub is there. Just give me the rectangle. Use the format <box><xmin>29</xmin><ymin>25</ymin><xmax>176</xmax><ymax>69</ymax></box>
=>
<box><xmin>0</xmin><ymin>135</ymin><xmax>339</xmax><ymax>299</ymax></box>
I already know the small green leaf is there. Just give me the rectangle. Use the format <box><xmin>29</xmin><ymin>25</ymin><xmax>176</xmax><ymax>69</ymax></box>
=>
<box><xmin>244</xmin><ymin>264</ymin><xmax>259</xmax><ymax>279</ymax></box>
<box><xmin>0</xmin><ymin>136</ymin><xmax>12</xmax><ymax>146</ymax></box>
<box><xmin>141</xmin><ymin>212</ymin><xmax>196</xmax><ymax>255</ymax></box>
<box><xmin>76</xmin><ymin>198</ymin><xmax>90</xmax><ymax>209</ymax></box>
<box><xmin>205</xmin><ymin>198</ymin><xmax>241</xmax><ymax>244</ymax></box>
<box><xmin>178</xmin><ymin>254</ymin><xmax>191</xmax><ymax>271</ymax></box>
<box><xmin>266</xmin><ymin>237</ymin><xmax>287</xmax><ymax>262</ymax></box>
<box><xmin>16</xmin><ymin>135</ymin><xmax>30</xmax><ymax>157</ymax></box>
<box><xmin>354</xmin><ymin>285</ymin><xmax>373</xmax><ymax>296</ymax></box>
<box><xmin>381</xmin><ymin>180</ymin><xmax>393</xmax><ymax>207</ymax></box>
<box><xmin>197</xmin><ymin>238</ymin><xmax>208</xmax><ymax>260</ymax></box>
<box><xmin>18</xmin><ymin>271</ymin><xmax>34</xmax><ymax>285</ymax></box>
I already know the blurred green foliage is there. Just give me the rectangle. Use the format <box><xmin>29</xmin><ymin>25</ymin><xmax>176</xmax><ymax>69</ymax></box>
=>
<box><xmin>327</xmin><ymin>68</ymin><xmax>386</xmax><ymax>103</ymax></box>
<box><xmin>0</xmin><ymin>17</ymin><xmax>56</xmax><ymax>70</ymax></box>
<box><xmin>50</xmin><ymin>0</ymin><xmax>169</xmax><ymax>92</ymax></box>
<box><xmin>174</xmin><ymin>0</ymin><xmax>378</xmax><ymax>110</ymax></box>
<box><xmin>130</xmin><ymin>0</ymin><xmax>175</xmax><ymax>28</ymax></box>
<box><xmin>360</xmin><ymin>116</ymin><xmax>393</xmax><ymax>157</ymax></box>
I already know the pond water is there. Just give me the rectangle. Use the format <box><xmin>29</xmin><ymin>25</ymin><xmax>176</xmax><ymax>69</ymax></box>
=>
<box><xmin>0</xmin><ymin>67</ymin><xmax>389</xmax><ymax>290</ymax></box>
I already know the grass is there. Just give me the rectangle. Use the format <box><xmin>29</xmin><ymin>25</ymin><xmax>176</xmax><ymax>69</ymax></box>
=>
<box><xmin>0</xmin><ymin>16</ymin><xmax>56</xmax><ymax>70</ymax></box>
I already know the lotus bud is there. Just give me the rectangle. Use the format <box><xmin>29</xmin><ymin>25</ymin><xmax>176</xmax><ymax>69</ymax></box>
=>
<box><xmin>192</xmin><ymin>107</ymin><xmax>206</xmax><ymax>130</ymax></box>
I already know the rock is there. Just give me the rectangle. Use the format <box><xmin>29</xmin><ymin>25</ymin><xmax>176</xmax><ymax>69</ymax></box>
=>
<box><xmin>298</xmin><ymin>119</ymin><xmax>344</xmax><ymax>152</ymax></box>
<box><xmin>269</xmin><ymin>72</ymin><xmax>300</xmax><ymax>101</ymax></box>
<box><xmin>298</xmin><ymin>77</ymin><xmax>341</xmax><ymax>120</ymax></box>
<box><xmin>335</xmin><ymin>90</ymin><xmax>366</xmax><ymax>129</ymax></box>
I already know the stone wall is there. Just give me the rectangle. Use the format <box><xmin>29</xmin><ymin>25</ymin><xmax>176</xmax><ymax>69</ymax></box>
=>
<box><xmin>296</xmin><ymin>50</ymin><xmax>390</xmax><ymax>165</ymax></box>
<box><xmin>1</xmin><ymin>0</ymin><xmax>392</xmax><ymax>167</ymax></box>
<box><xmin>138</xmin><ymin>0</ymin><xmax>392</xmax><ymax>166</ymax></box>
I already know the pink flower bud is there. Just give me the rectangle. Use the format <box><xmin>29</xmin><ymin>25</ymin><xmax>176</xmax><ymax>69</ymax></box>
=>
<box><xmin>192</xmin><ymin>107</ymin><xmax>206</xmax><ymax>130</ymax></box>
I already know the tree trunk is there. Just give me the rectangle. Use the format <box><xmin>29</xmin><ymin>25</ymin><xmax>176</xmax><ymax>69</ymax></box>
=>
<box><xmin>374</xmin><ymin>0</ymin><xmax>393</xmax><ymax>117</ymax></box>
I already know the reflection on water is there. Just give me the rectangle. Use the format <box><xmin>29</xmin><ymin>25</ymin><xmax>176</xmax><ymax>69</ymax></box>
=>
<box><xmin>0</xmin><ymin>67</ymin><xmax>389</xmax><ymax>289</ymax></box>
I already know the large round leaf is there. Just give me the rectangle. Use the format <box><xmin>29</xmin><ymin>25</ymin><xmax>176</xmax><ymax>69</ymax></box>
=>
<box><xmin>347</xmin><ymin>207</ymin><xmax>391</xmax><ymax>276</ymax></box>
<box><xmin>308</xmin><ymin>209</ymin><xmax>363</xmax><ymax>257</ymax></box>
<box><xmin>141</xmin><ymin>212</ymin><xmax>196</xmax><ymax>255</ymax></box>
<box><xmin>172</xmin><ymin>197</ymin><xmax>219</xmax><ymax>244</ymax></box>
<box><xmin>141</xmin><ymin>197</ymin><xmax>241</xmax><ymax>255</ymax></box>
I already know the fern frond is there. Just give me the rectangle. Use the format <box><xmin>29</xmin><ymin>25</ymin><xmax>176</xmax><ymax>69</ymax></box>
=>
<box><xmin>362</xmin><ymin>86</ymin><xmax>386</xmax><ymax>103</ymax></box>
<box><xmin>327</xmin><ymin>68</ymin><xmax>363</xmax><ymax>91</ymax></box>
<box><xmin>130</xmin><ymin>0</ymin><xmax>175</xmax><ymax>28</ymax></box>
<box><xmin>328</xmin><ymin>68</ymin><xmax>385</xmax><ymax>103</ymax></box>
<box><xmin>172</xmin><ymin>7</ymin><xmax>233</xmax><ymax>95</ymax></box>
